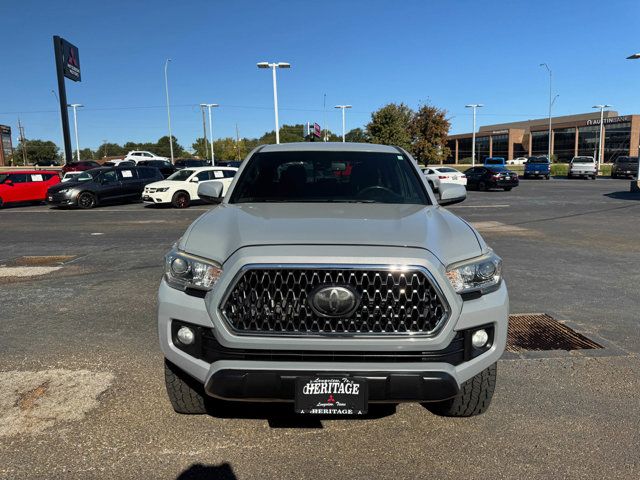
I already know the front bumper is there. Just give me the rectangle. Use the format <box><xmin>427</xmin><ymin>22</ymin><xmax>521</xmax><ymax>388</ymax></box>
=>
<box><xmin>158</xmin><ymin>246</ymin><xmax>509</xmax><ymax>402</ymax></box>
<box><xmin>47</xmin><ymin>191</ymin><xmax>77</xmax><ymax>206</ymax></box>
<box><xmin>142</xmin><ymin>190</ymin><xmax>173</xmax><ymax>204</ymax></box>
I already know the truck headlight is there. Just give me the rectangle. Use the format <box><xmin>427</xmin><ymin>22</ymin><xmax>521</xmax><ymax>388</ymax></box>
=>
<box><xmin>446</xmin><ymin>251</ymin><xmax>502</xmax><ymax>295</ymax></box>
<box><xmin>164</xmin><ymin>248</ymin><xmax>222</xmax><ymax>292</ymax></box>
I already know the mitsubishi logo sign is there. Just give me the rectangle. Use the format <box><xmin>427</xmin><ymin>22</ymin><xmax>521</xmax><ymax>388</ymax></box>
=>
<box><xmin>61</xmin><ymin>39</ymin><xmax>81</xmax><ymax>82</ymax></box>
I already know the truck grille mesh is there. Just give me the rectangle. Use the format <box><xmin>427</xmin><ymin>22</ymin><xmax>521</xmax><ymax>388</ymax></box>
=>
<box><xmin>221</xmin><ymin>267</ymin><xmax>448</xmax><ymax>336</ymax></box>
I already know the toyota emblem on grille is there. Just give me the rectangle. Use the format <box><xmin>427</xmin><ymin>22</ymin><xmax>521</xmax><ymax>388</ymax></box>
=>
<box><xmin>309</xmin><ymin>285</ymin><xmax>359</xmax><ymax>317</ymax></box>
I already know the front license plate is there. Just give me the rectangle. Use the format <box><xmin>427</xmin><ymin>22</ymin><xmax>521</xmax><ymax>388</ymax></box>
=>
<box><xmin>295</xmin><ymin>377</ymin><xmax>367</xmax><ymax>415</ymax></box>
<box><xmin>505</xmin><ymin>176</ymin><xmax>511</xmax><ymax>180</ymax></box>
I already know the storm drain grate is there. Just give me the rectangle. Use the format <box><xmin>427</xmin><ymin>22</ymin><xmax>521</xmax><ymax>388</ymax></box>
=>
<box><xmin>507</xmin><ymin>313</ymin><xmax>603</xmax><ymax>352</ymax></box>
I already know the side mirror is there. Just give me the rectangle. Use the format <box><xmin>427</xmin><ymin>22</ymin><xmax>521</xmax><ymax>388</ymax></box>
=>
<box><xmin>190</xmin><ymin>177</ymin><xmax>199</xmax><ymax>183</ymax></box>
<box><xmin>197</xmin><ymin>181</ymin><xmax>224</xmax><ymax>204</ymax></box>
<box><xmin>4</xmin><ymin>179</ymin><xmax>13</xmax><ymax>185</ymax></box>
<box><xmin>438</xmin><ymin>183</ymin><xmax>466</xmax><ymax>206</ymax></box>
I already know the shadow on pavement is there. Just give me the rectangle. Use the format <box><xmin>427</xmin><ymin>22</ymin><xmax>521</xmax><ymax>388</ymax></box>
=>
<box><xmin>205</xmin><ymin>399</ymin><xmax>396</xmax><ymax>428</ymax></box>
<box><xmin>176</xmin><ymin>463</ymin><xmax>237</xmax><ymax>480</ymax></box>
<box><xmin>604</xmin><ymin>191</ymin><xmax>640</xmax><ymax>201</ymax></box>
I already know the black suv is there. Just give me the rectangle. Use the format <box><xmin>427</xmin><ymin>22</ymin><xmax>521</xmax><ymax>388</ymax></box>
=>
<box><xmin>47</xmin><ymin>166</ymin><xmax>163</xmax><ymax>209</ymax></box>
<box><xmin>136</xmin><ymin>160</ymin><xmax>177</xmax><ymax>178</ymax></box>
<box><xmin>174</xmin><ymin>159</ymin><xmax>210</xmax><ymax>170</ymax></box>
<box><xmin>611</xmin><ymin>156</ymin><xmax>638</xmax><ymax>179</ymax></box>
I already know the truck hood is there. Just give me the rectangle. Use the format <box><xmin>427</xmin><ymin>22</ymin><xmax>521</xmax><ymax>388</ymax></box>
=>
<box><xmin>179</xmin><ymin>203</ymin><xmax>484</xmax><ymax>266</ymax></box>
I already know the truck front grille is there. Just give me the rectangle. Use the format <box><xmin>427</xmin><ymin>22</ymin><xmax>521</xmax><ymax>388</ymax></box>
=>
<box><xmin>220</xmin><ymin>266</ymin><xmax>449</xmax><ymax>336</ymax></box>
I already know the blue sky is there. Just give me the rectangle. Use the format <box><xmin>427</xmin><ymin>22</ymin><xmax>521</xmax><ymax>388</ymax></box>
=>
<box><xmin>1</xmin><ymin>0</ymin><xmax>640</xmax><ymax>152</ymax></box>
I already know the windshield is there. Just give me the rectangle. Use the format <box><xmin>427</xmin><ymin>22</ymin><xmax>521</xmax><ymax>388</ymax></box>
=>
<box><xmin>617</xmin><ymin>156</ymin><xmax>638</xmax><ymax>163</ymax></box>
<box><xmin>230</xmin><ymin>151</ymin><xmax>429</xmax><ymax>205</ymax></box>
<box><xmin>572</xmin><ymin>157</ymin><xmax>594</xmax><ymax>163</ymax></box>
<box><xmin>485</xmin><ymin>159</ymin><xmax>504</xmax><ymax>164</ymax></box>
<box><xmin>167</xmin><ymin>169</ymin><xmax>194</xmax><ymax>181</ymax></box>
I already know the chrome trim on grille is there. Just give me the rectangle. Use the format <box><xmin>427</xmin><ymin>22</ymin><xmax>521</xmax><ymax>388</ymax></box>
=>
<box><xmin>219</xmin><ymin>264</ymin><xmax>451</xmax><ymax>338</ymax></box>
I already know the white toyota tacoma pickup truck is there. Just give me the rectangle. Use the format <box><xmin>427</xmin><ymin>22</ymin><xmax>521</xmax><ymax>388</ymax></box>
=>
<box><xmin>158</xmin><ymin>143</ymin><xmax>508</xmax><ymax>417</ymax></box>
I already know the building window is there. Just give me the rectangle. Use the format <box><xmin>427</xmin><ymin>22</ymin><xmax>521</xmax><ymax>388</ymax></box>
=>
<box><xmin>603</xmin><ymin>122</ymin><xmax>630</xmax><ymax>162</ymax></box>
<box><xmin>553</xmin><ymin>127</ymin><xmax>576</xmax><ymax>162</ymax></box>
<box><xmin>445</xmin><ymin>139</ymin><xmax>456</xmax><ymax>163</ymax></box>
<box><xmin>491</xmin><ymin>134</ymin><xmax>508</xmax><ymax>159</ymax></box>
<box><xmin>531</xmin><ymin>131</ymin><xmax>549</xmax><ymax>156</ymax></box>
<box><xmin>457</xmin><ymin>138</ymin><xmax>472</xmax><ymax>163</ymax></box>
<box><xmin>475</xmin><ymin>136</ymin><xmax>490</xmax><ymax>162</ymax></box>
<box><xmin>577</xmin><ymin>125</ymin><xmax>599</xmax><ymax>158</ymax></box>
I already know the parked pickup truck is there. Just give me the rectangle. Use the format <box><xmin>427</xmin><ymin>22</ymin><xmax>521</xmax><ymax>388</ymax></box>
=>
<box><xmin>568</xmin><ymin>156</ymin><xmax>596</xmax><ymax>179</ymax></box>
<box><xmin>523</xmin><ymin>156</ymin><xmax>551</xmax><ymax>179</ymax></box>
<box><xmin>483</xmin><ymin>157</ymin><xmax>506</xmax><ymax>167</ymax></box>
<box><xmin>159</xmin><ymin>142</ymin><xmax>508</xmax><ymax>419</ymax></box>
<box><xmin>611</xmin><ymin>156</ymin><xmax>638</xmax><ymax>179</ymax></box>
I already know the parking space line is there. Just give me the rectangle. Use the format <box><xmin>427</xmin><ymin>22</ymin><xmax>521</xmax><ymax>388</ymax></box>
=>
<box><xmin>449</xmin><ymin>204</ymin><xmax>510</xmax><ymax>208</ymax></box>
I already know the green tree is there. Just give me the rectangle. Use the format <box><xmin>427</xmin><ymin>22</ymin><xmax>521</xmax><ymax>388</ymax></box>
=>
<box><xmin>192</xmin><ymin>137</ymin><xmax>210</xmax><ymax>159</ymax></box>
<box><xmin>95</xmin><ymin>142</ymin><xmax>126</xmax><ymax>157</ymax></box>
<box><xmin>155</xmin><ymin>136</ymin><xmax>185</xmax><ymax>158</ymax></box>
<box><xmin>79</xmin><ymin>148</ymin><xmax>95</xmax><ymax>160</ymax></box>
<box><xmin>14</xmin><ymin>139</ymin><xmax>59</xmax><ymax>165</ymax></box>
<box><xmin>345</xmin><ymin>128</ymin><xmax>368</xmax><ymax>143</ymax></box>
<box><xmin>366</xmin><ymin>103</ymin><xmax>414</xmax><ymax>151</ymax></box>
<box><xmin>410</xmin><ymin>103</ymin><xmax>451</xmax><ymax>165</ymax></box>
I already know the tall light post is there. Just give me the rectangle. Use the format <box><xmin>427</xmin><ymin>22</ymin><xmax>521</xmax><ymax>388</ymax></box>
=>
<box><xmin>257</xmin><ymin>61</ymin><xmax>290</xmax><ymax>144</ymax></box>
<box><xmin>539</xmin><ymin>63</ymin><xmax>553</xmax><ymax>160</ymax></box>
<box><xmin>465</xmin><ymin>104</ymin><xmax>483</xmax><ymax>167</ymax></box>
<box><xmin>164</xmin><ymin>59</ymin><xmax>174</xmax><ymax>163</ymax></box>
<box><xmin>334</xmin><ymin>105</ymin><xmax>352</xmax><ymax>142</ymax></box>
<box><xmin>200</xmin><ymin>103</ymin><xmax>219</xmax><ymax>164</ymax></box>
<box><xmin>67</xmin><ymin>103</ymin><xmax>83</xmax><ymax>161</ymax></box>
<box><xmin>626</xmin><ymin>53</ymin><xmax>640</xmax><ymax>181</ymax></box>
<box><xmin>592</xmin><ymin>104</ymin><xmax>611</xmax><ymax>171</ymax></box>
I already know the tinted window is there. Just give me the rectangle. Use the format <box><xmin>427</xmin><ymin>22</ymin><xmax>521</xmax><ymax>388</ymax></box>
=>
<box><xmin>101</xmin><ymin>170</ymin><xmax>118</xmax><ymax>183</ymax></box>
<box><xmin>223</xmin><ymin>170</ymin><xmax>236</xmax><ymax>178</ymax></box>
<box><xmin>196</xmin><ymin>171</ymin><xmax>212</xmax><ymax>181</ymax></box>
<box><xmin>137</xmin><ymin>167</ymin><xmax>158</xmax><ymax>179</ymax></box>
<box><xmin>9</xmin><ymin>173</ymin><xmax>28</xmax><ymax>183</ymax></box>
<box><xmin>230</xmin><ymin>151</ymin><xmax>429</xmax><ymax>205</ymax></box>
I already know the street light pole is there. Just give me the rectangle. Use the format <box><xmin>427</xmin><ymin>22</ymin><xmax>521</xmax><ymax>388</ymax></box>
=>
<box><xmin>592</xmin><ymin>104</ymin><xmax>611</xmax><ymax>171</ymax></box>
<box><xmin>164</xmin><ymin>59</ymin><xmax>174</xmax><ymax>163</ymax></box>
<box><xmin>199</xmin><ymin>104</ymin><xmax>208</xmax><ymax>161</ymax></box>
<box><xmin>626</xmin><ymin>53</ymin><xmax>640</xmax><ymax>181</ymax></box>
<box><xmin>201</xmin><ymin>103</ymin><xmax>219</xmax><ymax>165</ymax></box>
<box><xmin>257</xmin><ymin>62</ymin><xmax>290</xmax><ymax>144</ymax></box>
<box><xmin>465</xmin><ymin>104</ymin><xmax>483</xmax><ymax>167</ymax></box>
<box><xmin>68</xmin><ymin>103</ymin><xmax>83</xmax><ymax>161</ymax></box>
<box><xmin>540</xmin><ymin>63</ymin><xmax>553</xmax><ymax>160</ymax></box>
<box><xmin>334</xmin><ymin>105</ymin><xmax>352</xmax><ymax>142</ymax></box>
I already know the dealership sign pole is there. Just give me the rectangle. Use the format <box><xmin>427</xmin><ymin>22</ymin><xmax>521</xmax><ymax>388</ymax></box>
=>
<box><xmin>53</xmin><ymin>36</ymin><xmax>81</xmax><ymax>165</ymax></box>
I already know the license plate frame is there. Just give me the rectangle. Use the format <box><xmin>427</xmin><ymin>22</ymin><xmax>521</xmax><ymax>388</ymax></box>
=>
<box><xmin>295</xmin><ymin>377</ymin><xmax>368</xmax><ymax>415</ymax></box>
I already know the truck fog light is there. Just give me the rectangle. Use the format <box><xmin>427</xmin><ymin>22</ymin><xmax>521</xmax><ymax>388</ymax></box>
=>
<box><xmin>471</xmin><ymin>329</ymin><xmax>489</xmax><ymax>348</ymax></box>
<box><xmin>176</xmin><ymin>326</ymin><xmax>195</xmax><ymax>345</ymax></box>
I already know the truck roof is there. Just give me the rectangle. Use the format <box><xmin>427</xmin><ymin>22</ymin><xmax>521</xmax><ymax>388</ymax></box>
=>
<box><xmin>259</xmin><ymin>142</ymin><xmax>401</xmax><ymax>154</ymax></box>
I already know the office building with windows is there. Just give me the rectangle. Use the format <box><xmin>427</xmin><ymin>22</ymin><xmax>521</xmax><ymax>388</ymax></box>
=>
<box><xmin>445</xmin><ymin>111</ymin><xmax>640</xmax><ymax>163</ymax></box>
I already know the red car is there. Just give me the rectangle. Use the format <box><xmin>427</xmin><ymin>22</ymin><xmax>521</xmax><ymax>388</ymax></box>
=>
<box><xmin>0</xmin><ymin>170</ymin><xmax>60</xmax><ymax>207</ymax></box>
<box><xmin>61</xmin><ymin>161</ymin><xmax>101</xmax><ymax>174</ymax></box>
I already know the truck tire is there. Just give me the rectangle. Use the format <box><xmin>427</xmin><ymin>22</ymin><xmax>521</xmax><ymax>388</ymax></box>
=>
<box><xmin>164</xmin><ymin>359</ymin><xmax>207</xmax><ymax>414</ymax></box>
<box><xmin>424</xmin><ymin>363</ymin><xmax>497</xmax><ymax>417</ymax></box>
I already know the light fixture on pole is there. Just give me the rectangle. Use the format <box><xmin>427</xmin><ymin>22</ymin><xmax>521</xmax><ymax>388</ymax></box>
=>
<box><xmin>539</xmin><ymin>63</ymin><xmax>553</xmax><ymax>160</ymax></box>
<box><xmin>592</xmin><ymin>104</ymin><xmax>611</xmax><ymax>170</ymax></box>
<box><xmin>257</xmin><ymin>61</ymin><xmax>290</xmax><ymax>144</ymax></box>
<box><xmin>164</xmin><ymin>59</ymin><xmax>174</xmax><ymax>163</ymax></box>
<box><xmin>201</xmin><ymin>103</ymin><xmax>219</xmax><ymax>165</ymax></box>
<box><xmin>626</xmin><ymin>53</ymin><xmax>640</xmax><ymax>181</ymax></box>
<box><xmin>67</xmin><ymin>103</ymin><xmax>83</xmax><ymax>161</ymax></box>
<box><xmin>465</xmin><ymin>104</ymin><xmax>483</xmax><ymax>167</ymax></box>
<box><xmin>334</xmin><ymin>105</ymin><xmax>352</xmax><ymax>142</ymax></box>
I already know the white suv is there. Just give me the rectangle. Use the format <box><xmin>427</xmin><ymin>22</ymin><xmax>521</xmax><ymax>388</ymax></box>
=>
<box><xmin>125</xmin><ymin>151</ymin><xmax>168</xmax><ymax>163</ymax></box>
<box><xmin>143</xmin><ymin>166</ymin><xmax>237</xmax><ymax>208</ymax></box>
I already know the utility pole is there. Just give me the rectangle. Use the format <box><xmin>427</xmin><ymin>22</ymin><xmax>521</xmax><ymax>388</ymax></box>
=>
<box><xmin>102</xmin><ymin>139</ymin><xmax>108</xmax><ymax>158</ymax></box>
<box><xmin>323</xmin><ymin>94</ymin><xmax>327</xmax><ymax>142</ymax></box>
<box><xmin>593</xmin><ymin>104</ymin><xmax>612</xmax><ymax>172</ymax></box>
<box><xmin>235</xmin><ymin>123</ymin><xmax>242</xmax><ymax>161</ymax></box>
<box><xmin>18</xmin><ymin>118</ymin><xmax>27</xmax><ymax>165</ymax></box>
<box><xmin>200</xmin><ymin>105</ymin><xmax>208</xmax><ymax>160</ymax></box>
<box><xmin>164</xmin><ymin>59</ymin><xmax>174</xmax><ymax>163</ymax></box>
<box><xmin>540</xmin><ymin>63</ymin><xmax>553</xmax><ymax>160</ymax></box>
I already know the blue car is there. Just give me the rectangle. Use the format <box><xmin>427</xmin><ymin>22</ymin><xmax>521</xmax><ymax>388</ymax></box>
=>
<box><xmin>523</xmin><ymin>156</ymin><xmax>551</xmax><ymax>180</ymax></box>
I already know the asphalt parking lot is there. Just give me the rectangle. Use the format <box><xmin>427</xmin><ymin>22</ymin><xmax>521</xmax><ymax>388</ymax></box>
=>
<box><xmin>0</xmin><ymin>178</ymin><xmax>639</xmax><ymax>480</ymax></box>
